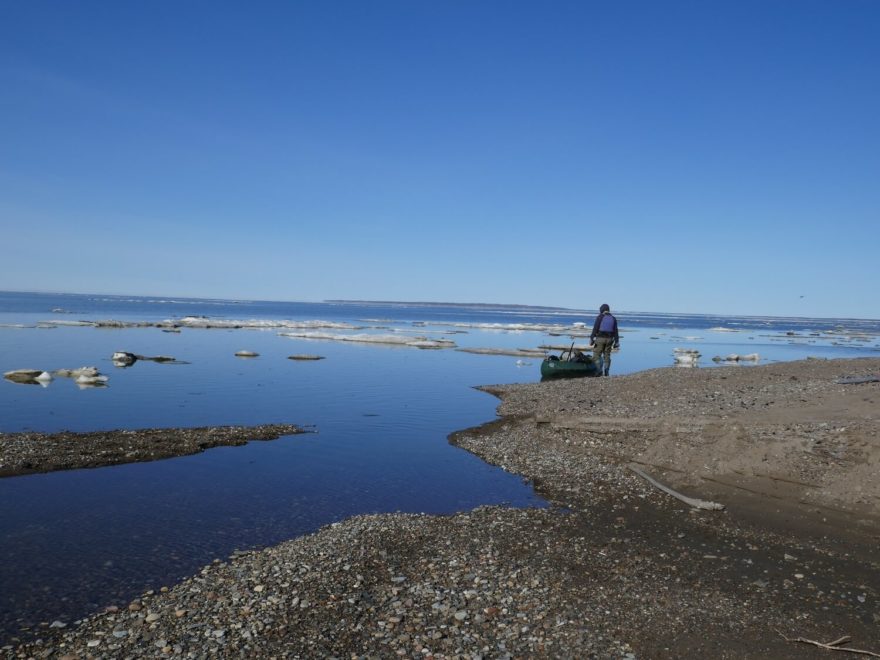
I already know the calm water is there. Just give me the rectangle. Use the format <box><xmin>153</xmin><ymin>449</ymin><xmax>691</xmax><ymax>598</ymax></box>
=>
<box><xmin>1</xmin><ymin>291</ymin><xmax>878</xmax><ymax>641</ymax></box>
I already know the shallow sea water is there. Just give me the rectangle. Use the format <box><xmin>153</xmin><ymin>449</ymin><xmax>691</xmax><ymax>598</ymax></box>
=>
<box><xmin>0</xmin><ymin>292</ymin><xmax>878</xmax><ymax>640</ymax></box>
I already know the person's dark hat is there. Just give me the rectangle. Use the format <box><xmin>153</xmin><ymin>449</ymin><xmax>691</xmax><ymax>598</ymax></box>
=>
<box><xmin>600</xmin><ymin>303</ymin><xmax>610</xmax><ymax>313</ymax></box>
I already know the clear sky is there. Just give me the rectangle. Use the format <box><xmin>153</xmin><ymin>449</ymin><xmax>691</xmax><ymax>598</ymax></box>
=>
<box><xmin>1</xmin><ymin>1</ymin><xmax>878</xmax><ymax>318</ymax></box>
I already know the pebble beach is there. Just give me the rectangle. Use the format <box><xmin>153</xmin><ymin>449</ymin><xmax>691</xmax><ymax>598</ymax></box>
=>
<box><xmin>5</xmin><ymin>357</ymin><xmax>879</xmax><ymax>658</ymax></box>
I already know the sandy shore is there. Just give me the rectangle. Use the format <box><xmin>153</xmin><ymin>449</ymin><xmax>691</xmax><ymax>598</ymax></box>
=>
<box><xmin>6</xmin><ymin>358</ymin><xmax>880</xmax><ymax>658</ymax></box>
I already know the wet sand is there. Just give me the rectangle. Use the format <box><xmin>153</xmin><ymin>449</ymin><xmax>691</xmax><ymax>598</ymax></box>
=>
<box><xmin>7</xmin><ymin>358</ymin><xmax>880</xmax><ymax>658</ymax></box>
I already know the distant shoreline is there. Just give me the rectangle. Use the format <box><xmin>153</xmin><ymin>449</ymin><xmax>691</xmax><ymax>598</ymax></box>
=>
<box><xmin>324</xmin><ymin>299</ymin><xmax>581</xmax><ymax>312</ymax></box>
<box><xmin>4</xmin><ymin>291</ymin><xmax>879</xmax><ymax>321</ymax></box>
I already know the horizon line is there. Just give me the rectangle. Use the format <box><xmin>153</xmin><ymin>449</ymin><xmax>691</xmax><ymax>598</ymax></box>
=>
<box><xmin>2</xmin><ymin>289</ymin><xmax>879</xmax><ymax>323</ymax></box>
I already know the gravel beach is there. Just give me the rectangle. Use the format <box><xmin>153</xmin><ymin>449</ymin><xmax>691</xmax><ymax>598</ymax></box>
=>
<box><xmin>6</xmin><ymin>357</ymin><xmax>880</xmax><ymax>658</ymax></box>
<box><xmin>0</xmin><ymin>424</ymin><xmax>305</xmax><ymax>478</ymax></box>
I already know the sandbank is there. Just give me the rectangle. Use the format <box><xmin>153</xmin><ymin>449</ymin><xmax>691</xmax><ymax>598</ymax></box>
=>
<box><xmin>0</xmin><ymin>424</ymin><xmax>304</xmax><ymax>478</ymax></box>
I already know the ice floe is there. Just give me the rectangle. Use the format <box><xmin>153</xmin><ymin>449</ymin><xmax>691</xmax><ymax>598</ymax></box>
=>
<box><xmin>175</xmin><ymin>317</ymin><xmax>363</xmax><ymax>330</ymax></box>
<box><xmin>38</xmin><ymin>317</ymin><xmax>365</xmax><ymax>330</ymax></box>
<box><xmin>456</xmin><ymin>347</ymin><xmax>548</xmax><ymax>357</ymax></box>
<box><xmin>75</xmin><ymin>373</ymin><xmax>108</xmax><ymax>388</ymax></box>
<box><xmin>279</xmin><ymin>331</ymin><xmax>456</xmax><ymax>349</ymax></box>
<box><xmin>5</xmin><ymin>366</ymin><xmax>108</xmax><ymax>388</ymax></box>
<box><xmin>55</xmin><ymin>366</ymin><xmax>101</xmax><ymax>379</ymax></box>
<box><xmin>673</xmin><ymin>348</ymin><xmax>701</xmax><ymax>366</ymax></box>
<box><xmin>539</xmin><ymin>343</ymin><xmax>594</xmax><ymax>351</ymax></box>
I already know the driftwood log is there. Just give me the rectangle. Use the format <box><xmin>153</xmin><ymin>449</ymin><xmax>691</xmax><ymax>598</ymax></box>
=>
<box><xmin>628</xmin><ymin>465</ymin><xmax>725</xmax><ymax>511</ymax></box>
<box><xmin>777</xmin><ymin>631</ymin><xmax>880</xmax><ymax>658</ymax></box>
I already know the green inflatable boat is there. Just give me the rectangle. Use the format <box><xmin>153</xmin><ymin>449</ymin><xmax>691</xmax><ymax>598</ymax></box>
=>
<box><xmin>540</xmin><ymin>352</ymin><xmax>601</xmax><ymax>379</ymax></box>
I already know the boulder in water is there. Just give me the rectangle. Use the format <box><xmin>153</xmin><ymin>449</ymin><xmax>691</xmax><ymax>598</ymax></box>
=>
<box><xmin>235</xmin><ymin>350</ymin><xmax>259</xmax><ymax>358</ymax></box>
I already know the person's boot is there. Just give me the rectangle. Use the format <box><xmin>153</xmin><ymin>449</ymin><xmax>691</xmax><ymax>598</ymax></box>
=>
<box><xmin>603</xmin><ymin>368</ymin><xmax>610</xmax><ymax>376</ymax></box>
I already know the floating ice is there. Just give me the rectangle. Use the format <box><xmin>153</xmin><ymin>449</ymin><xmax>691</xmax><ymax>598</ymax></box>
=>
<box><xmin>75</xmin><ymin>373</ymin><xmax>109</xmax><ymax>388</ymax></box>
<box><xmin>175</xmin><ymin>317</ymin><xmax>361</xmax><ymax>330</ymax></box>
<box><xmin>279</xmin><ymin>331</ymin><xmax>455</xmax><ymax>349</ymax></box>
<box><xmin>55</xmin><ymin>367</ymin><xmax>100</xmax><ymax>378</ymax></box>
<box><xmin>456</xmin><ymin>347</ymin><xmax>547</xmax><ymax>357</ymax></box>
<box><xmin>673</xmin><ymin>348</ymin><xmax>701</xmax><ymax>366</ymax></box>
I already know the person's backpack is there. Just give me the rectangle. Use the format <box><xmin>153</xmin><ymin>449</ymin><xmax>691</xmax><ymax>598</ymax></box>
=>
<box><xmin>599</xmin><ymin>313</ymin><xmax>616</xmax><ymax>334</ymax></box>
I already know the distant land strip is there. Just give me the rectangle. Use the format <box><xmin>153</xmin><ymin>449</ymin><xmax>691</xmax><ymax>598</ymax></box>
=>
<box><xmin>324</xmin><ymin>300</ymin><xmax>578</xmax><ymax>311</ymax></box>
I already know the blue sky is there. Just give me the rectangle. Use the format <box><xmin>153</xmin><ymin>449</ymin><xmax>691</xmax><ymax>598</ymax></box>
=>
<box><xmin>1</xmin><ymin>1</ymin><xmax>878</xmax><ymax>318</ymax></box>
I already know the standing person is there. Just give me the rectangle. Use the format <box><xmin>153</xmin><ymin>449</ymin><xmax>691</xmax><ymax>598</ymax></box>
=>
<box><xmin>590</xmin><ymin>303</ymin><xmax>619</xmax><ymax>376</ymax></box>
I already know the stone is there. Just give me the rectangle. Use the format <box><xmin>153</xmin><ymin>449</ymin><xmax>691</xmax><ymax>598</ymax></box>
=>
<box><xmin>235</xmin><ymin>350</ymin><xmax>259</xmax><ymax>357</ymax></box>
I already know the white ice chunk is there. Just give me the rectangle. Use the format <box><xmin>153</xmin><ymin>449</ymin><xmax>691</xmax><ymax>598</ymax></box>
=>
<box><xmin>279</xmin><ymin>331</ymin><xmax>455</xmax><ymax>349</ymax></box>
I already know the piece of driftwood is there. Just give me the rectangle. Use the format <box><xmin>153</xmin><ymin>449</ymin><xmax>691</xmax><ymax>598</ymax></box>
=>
<box><xmin>777</xmin><ymin>630</ymin><xmax>880</xmax><ymax>657</ymax></box>
<box><xmin>627</xmin><ymin>465</ymin><xmax>725</xmax><ymax>511</ymax></box>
